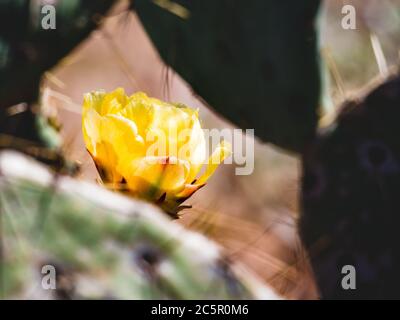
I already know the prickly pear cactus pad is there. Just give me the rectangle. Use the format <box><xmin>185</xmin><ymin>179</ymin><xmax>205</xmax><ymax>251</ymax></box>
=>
<box><xmin>0</xmin><ymin>150</ymin><xmax>278</xmax><ymax>299</ymax></box>
<box><xmin>300</xmin><ymin>74</ymin><xmax>400</xmax><ymax>299</ymax></box>
<box><xmin>135</xmin><ymin>0</ymin><xmax>321</xmax><ymax>152</ymax></box>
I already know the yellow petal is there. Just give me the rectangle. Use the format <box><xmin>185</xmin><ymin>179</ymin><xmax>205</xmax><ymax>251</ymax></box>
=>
<box><xmin>100</xmin><ymin>114</ymin><xmax>145</xmax><ymax>179</ymax></box>
<box><xmin>195</xmin><ymin>141</ymin><xmax>231</xmax><ymax>185</ymax></box>
<box><xmin>83</xmin><ymin>88</ymin><xmax>127</xmax><ymax>117</ymax></box>
<box><xmin>99</xmin><ymin>88</ymin><xmax>127</xmax><ymax>115</ymax></box>
<box><xmin>83</xmin><ymin>91</ymin><xmax>106</xmax><ymax>114</ymax></box>
<box><xmin>124</xmin><ymin>156</ymin><xmax>190</xmax><ymax>194</ymax></box>
<box><xmin>119</xmin><ymin>93</ymin><xmax>155</xmax><ymax>138</ymax></box>
<box><xmin>91</xmin><ymin>141</ymin><xmax>122</xmax><ymax>184</ymax></box>
<box><xmin>82</xmin><ymin>108</ymin><xmax>102</xmax><ymax>155</ymax></box>
<box><xmin>182</xmin><ymin>118</ymin><xmax>206</xmax><ymax>183</ymax></box>
<box><xmin>175</xmin><ymin>183</ymin><xmax>205</xmax><ymax>199</ymax></box>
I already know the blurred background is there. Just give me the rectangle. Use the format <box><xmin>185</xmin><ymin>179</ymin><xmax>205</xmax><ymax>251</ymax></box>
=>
<box><xmin>40</xmin><ymin>0</ymin><xmax>400</xmax><ymax>299</ymax></box>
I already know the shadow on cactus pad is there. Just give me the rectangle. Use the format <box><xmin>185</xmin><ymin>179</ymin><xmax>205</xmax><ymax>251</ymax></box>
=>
<box><xmin>300</xmin><ymin>73</ymin><xmax>400</xmax><ymax>299</ymax></box>
<box><xmin>135</xmin><ymin>0</ymin><xmax>321</xmax><ymax>152</ymax></box>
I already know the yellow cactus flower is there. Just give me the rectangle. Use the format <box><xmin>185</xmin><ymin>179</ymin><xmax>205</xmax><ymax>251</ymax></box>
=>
<box><xmin>82</xmin><ymin>88</ymin><xmax>231</xmax><ymax>216</ymax></box>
